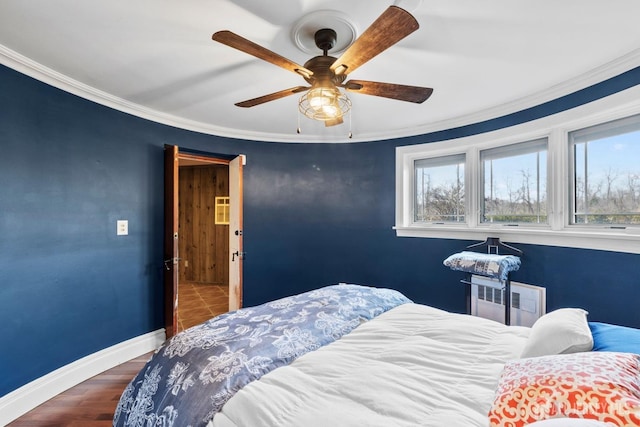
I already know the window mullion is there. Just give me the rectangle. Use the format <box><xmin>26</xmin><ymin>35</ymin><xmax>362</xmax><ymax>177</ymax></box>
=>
<box><xmin>467</xmin><ymin>147</ymin><xmax>479</xmax><ymax>227</ymax></box>
<box><xmin>548</xmin><ymin>128</ymin><xmax>564</xmax><ymax>230</ymax></box>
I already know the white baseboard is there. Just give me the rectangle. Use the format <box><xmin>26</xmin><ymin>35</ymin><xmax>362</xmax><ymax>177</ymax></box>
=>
<box><xmin>0</xmin><ymin>329</ymin><xmax>166</xmax><ymax>425</ymax></box>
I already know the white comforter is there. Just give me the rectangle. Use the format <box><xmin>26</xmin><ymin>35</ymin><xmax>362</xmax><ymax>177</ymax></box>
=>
<box><xmin>210</xmin><ymin>303</ymin><xmax>530</xmax><ymax>427</ymax></box>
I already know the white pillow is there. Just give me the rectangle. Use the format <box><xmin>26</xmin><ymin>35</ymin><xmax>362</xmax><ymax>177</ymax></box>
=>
<box><xmin>520</xmin><ymin>308</ymin><xmax>593</xmax><ymax>358</ymax></box>
<box><xmin>526</xmin><ymin>419</ymin><xmax>615</xmax><ymax>426</ymax></box>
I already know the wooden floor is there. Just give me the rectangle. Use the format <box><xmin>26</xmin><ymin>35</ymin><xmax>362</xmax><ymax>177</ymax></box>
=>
<box><xmin>8</xmin><ymin>283</ymin><xmax>229</xmax><ymax>426</ymax></box>
<box><xmin>7</xmin><ymin>352</ymin><xmax>152</xmax><ymax>427</ymax></box>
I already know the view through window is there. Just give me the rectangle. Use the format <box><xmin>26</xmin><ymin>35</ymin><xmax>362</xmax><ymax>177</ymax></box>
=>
<box><xmin>398</xmin><ymin>104</ymin><xmax>640</xmax><ymax>253</ymax></box>
<box><xmin>481</xmin><ymin>139</ymin><xmax>548</xmax><ymax>224</ymax></box>
<box><xmin>570</xmin><ymin>114</ymin><xmax>640</xmax><ymax>225</ymax></box>
<box><xmin>414</xmin><ymin>154</ymin><xmax>465</xmax><ymax>223</ymax></box>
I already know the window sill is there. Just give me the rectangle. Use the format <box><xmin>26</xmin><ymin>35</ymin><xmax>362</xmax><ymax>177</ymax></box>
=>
<box><xmin>393</xmin><ymin>224</ymin><xmax>640</xmax><ymax>254</ymax></box>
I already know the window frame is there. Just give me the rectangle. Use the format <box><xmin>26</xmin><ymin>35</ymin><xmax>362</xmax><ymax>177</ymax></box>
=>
<box><xmin>413</xmin><ymin>153</ymin><xmax>466</xmax><ymax>224</ymax></box>
<box><xmin>479</xmin><ymin>138</ymin><xmax>549</xmax><ymax>226</ymax></box>
<box><xmin>568</xmin><ymin>113</ymin><xmax>640</xmax><ymax>227</ymax></box>
<box><xmin>395</xmin><ymin>90</ymin><xmax>640</xmax><ymax>254</ymax></box>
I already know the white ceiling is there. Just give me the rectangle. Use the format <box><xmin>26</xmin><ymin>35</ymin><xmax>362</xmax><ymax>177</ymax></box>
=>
<box><xmin>1</xmin><ymin>0</ymin><xmax>640</xmax><ymax>143</ymax></box>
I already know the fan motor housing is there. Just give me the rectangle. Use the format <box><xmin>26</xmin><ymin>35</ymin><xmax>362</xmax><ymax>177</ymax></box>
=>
<box><xmin>300</xmin><ymin>28</ymin><xmax>346</xmax><ymax>86</ymax></box>
<box><xmin>303</xmin><ymin>55</ymin><xmax>346</xmax><ymax>86</ymax></box>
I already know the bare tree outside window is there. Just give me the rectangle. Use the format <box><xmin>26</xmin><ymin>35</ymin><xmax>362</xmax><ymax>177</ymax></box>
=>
<box><xmin>571</xmin><ymin>114</ymin><xmax>640</xmax><ymax>225</ymax></box>
<box><xmin>481</xmin><ymin>139</ymin><xmax>548</xmax><ymax>224</ymax></box>
<box><xmin>414</xmin><ymin>155</ymin><xmax>465</xmax><ymax>223</ymax></box>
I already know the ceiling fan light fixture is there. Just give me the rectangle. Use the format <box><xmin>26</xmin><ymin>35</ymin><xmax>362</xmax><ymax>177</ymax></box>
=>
<box><xmin>213</xmin><ymin>6</ymin><xmax>430</xmax><ymax>132</ymax></box>
<box><xmin>299</xmin><ymin>86</ymin><xmax>351</xmax><ymax>122</ymax></box>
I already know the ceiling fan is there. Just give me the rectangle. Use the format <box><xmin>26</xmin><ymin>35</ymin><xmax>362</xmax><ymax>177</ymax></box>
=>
<box><xmin>212</xmin><ymin>6</ymin><xmax>433</xmax><ymax>127</ymax></box>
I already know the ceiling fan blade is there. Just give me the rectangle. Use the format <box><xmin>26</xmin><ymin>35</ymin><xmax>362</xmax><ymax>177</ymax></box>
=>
<box><xmin>235</xmin><ymin>86</ymin><xmax>309</xmax><ymax>108</ymax></box>
<box><xmin>330</xmin><ymin>6</ymin><xmax>419</xmax><ymax>76</ymax></box>
<box><xmin>213</xmin><ymin>30</ymin><xmax>313</xmax><ymax>78</ymax></box>
<box><xmin>344</xmin><ymin>80</ymin><xmax>433</xmax><ymax>103</ymax></box>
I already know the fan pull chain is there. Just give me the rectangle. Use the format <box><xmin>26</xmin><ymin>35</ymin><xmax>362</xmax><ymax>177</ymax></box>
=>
<box><xmin>296</xmin><ymin>110</ymin><xmax>302</xmax><ymax>134</ymax></box>
<box><xmin>348</xmin><ymin>108</ymin><xmax>353</xmax><ymax>139</ymax></box>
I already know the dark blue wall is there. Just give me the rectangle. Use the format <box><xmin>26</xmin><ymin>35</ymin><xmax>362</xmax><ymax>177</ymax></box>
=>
<box><xmin>1</xmin><ymin>63</ymin><xmax>639</xmax><ymax>397</ymax></box>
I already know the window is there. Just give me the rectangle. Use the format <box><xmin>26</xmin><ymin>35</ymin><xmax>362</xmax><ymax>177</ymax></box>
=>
<box><xmin>480</xmin><ymin>139</ymin><xmax>547</xmax><ymax>224</ymax></box>
<box><xmin>215</xmin><ymin>196</ymin><xmax>230</xmax><ymax>224</ymax></box>
<box><xmin>570</xmin><ymin>114</ymin><xmax>640</xmax><ymax>226</ymax></box>
<box><xmin>414</xmin><ymin>154</ymin><xmax>465</xmax><ymax>223</ymax></box>
<box><xmin>395</xmin><ymin>92</ymin><xmax>640</xmax><ymax>254</ymax></box>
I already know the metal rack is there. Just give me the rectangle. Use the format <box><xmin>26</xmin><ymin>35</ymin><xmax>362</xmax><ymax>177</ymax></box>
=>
<box><xmin>459</xmin><ymin>238</ymin><xmax>522</xmax><ymax>326</ymax></box>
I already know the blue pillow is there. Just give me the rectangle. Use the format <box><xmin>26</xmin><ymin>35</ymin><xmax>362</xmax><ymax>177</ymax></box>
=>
<box><xmin>588</xmin><ymin>322</ymin><xmax>640</xmax><ymax>354</ymax></box>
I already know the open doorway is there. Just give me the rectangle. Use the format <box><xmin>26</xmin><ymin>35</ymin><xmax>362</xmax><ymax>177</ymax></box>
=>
<box><xmin>177</xmin><ymin>162</ymin><xmax>230</xmax><ymax>331</ymax></box>
<box><xmin>164</xmin><ymin>145</ymin><xmax>244</xmax><ymax>338</ymax></box>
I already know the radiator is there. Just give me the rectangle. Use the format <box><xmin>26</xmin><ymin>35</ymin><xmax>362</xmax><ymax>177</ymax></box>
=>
<box><xmin>470</xmin><ymin>274</ymin><xmax>546</xmax><ymax>327</ymax></box>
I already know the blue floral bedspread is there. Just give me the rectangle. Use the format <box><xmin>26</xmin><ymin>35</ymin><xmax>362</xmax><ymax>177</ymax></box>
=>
<box><xmin>113</xmin><ymin>283</ymin><xmax>411</xmax><ymax>427</ymax></box>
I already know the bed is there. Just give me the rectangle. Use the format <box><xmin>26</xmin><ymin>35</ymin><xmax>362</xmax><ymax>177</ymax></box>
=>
<box><xmin>113</xmin><ymin>283</ymin><xmax>640</xmax><ymax>427</ymax></box>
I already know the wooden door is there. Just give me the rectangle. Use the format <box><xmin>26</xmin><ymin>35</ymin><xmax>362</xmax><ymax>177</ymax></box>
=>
<box><xmin>163</xmin><ymin>145</ymin><xmax>179</xmax><ymax>338</ymax></box>
<box><xmin>228</xmin><ymin>155</ymin><xmax>244</xmax><ymax>310</ymax></box>
<box><xmin>164</xmin><ymin>146</ymin><xmax>244</xmax><ymax>338</ymax></box>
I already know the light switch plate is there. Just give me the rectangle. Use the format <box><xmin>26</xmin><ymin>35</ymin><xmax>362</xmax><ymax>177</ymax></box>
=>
<box><xmin>117</xmin><ymin>220</ymin><xmax>128</xmax><ymax>236</ymax></box>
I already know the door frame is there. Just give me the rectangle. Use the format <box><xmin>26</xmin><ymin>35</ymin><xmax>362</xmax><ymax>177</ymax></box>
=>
<box><xmin>163</xmin><ymin>145</ymin><xmax>244</xmax><ymax>338</ymax></box>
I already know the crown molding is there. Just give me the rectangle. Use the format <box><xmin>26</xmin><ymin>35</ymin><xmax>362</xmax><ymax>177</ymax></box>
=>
<box><xmin>384</xmin><ymin>47</ymin><xmax>640</xmax><ymax>142</ymax></box>
<box><xmin>2</xmin><ymin>44</ymin><xmax>639</xmax><ymax>143</ymax></box>
<box><xmin>0</xmin><ymin>44</ymin><xmax>243</xmax><ymax>138</ymax></box>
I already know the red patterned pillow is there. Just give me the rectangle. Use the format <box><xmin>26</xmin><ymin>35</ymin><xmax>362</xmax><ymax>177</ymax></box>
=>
<box><xmin>488</xmin><ymin>352</ymin><xmax>640</xmax><ymax>426</ymax></box>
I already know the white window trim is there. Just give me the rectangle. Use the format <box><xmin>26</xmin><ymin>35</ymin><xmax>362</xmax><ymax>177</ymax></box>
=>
<box><xmin>479</xmin><ymin>137</ymin><xmax>549</xmax><ymax>226</ymax></box>
<box><xmin>395</xmin><ymin>85</ymin><xmax>640</xmax><ymax>254</ymax></box>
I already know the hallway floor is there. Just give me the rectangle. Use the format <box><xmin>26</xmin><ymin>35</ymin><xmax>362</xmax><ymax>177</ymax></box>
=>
<box><xmin>177</xmin><ymin>283</ymin><xmax>229</xmax><ymax>332</ymax></box>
